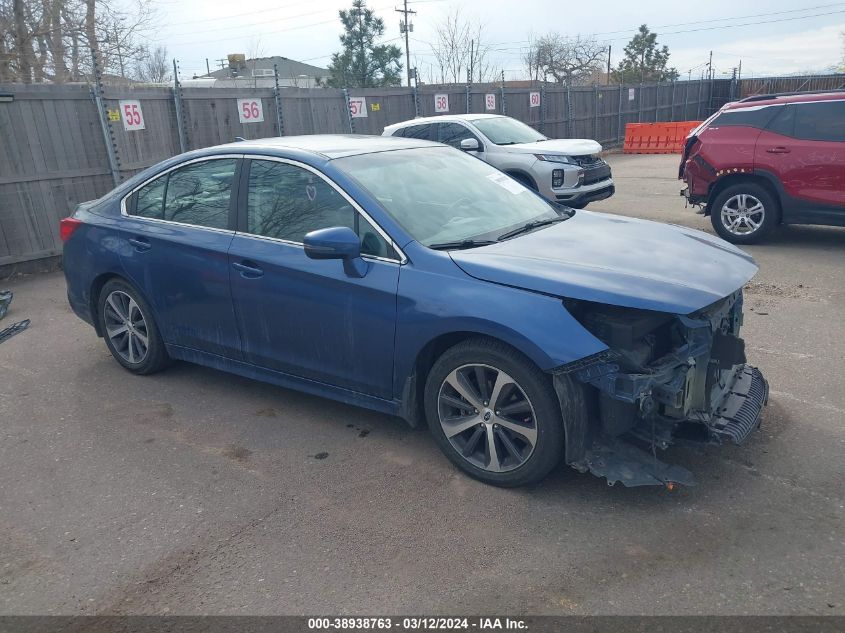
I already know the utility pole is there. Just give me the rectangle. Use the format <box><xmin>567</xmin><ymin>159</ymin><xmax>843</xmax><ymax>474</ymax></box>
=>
<box><xmin>396</xmin><ymin>0</ymin><xmax>416</xmax><ymax>87</ymax></box>
<box><xmin>205</xmin><ymin>58</ymin><xmax>210</xmax><ymax>75</ymax></box>
<box><xmin>707</xmin><ymin>50</ymin><xmax>713</xmax><ymax>82</ymax></box>
<box><xmin>606</xmin><ymin>45</ymin><xmax>611</xmax><ymax>85</ymax></box>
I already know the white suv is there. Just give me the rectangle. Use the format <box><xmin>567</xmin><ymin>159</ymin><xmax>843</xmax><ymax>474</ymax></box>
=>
<box><xmin>382</xmin><ymin>114</ymin><xmax>614</xmax><ymax>207</ymax></box>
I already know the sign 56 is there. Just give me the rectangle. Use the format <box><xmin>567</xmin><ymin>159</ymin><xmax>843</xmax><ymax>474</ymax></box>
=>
<box><xmin>237</xmin><ymin>98</ymin><xmax>264</xmax><ymax>123</ymax></box>
<box><xmin>434</xmin><ymin>94</ymin><xmax>449</xmax><ymax>113</ymax></box>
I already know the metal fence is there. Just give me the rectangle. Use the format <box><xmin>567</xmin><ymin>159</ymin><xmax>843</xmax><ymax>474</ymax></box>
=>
<box><xmin>1</xmin><ymin>78</ymin><xmax>719</xmax><ymax>267</ymax></box>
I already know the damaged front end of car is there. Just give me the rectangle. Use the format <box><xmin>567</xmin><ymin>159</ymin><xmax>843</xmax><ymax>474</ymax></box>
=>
<box><xmin>556</xmin><ymin>290</ymin><xmax>768</xmax><ymax>488</ymax></box>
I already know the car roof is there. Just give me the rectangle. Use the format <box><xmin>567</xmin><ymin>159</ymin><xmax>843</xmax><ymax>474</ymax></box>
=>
<box><xmin>725</xmin><ymin>91</ymin><xmax>845</xmax><ymax>110</ymax></box>
<box><xmin>384</xmin><ymin>113</ymin><xmax>505</xmax><ymax>130</ymax></box>
<box><xmin>211</xmin><ymin>134</ymin><xmax>437</xmax><ymax>159</ymax></box>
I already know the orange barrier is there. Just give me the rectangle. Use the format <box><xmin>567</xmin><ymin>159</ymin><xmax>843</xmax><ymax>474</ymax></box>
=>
<box><xmin>623</xmin><ymin>121</ymin><xmax>702</xmax><ymax>154</ymax></box>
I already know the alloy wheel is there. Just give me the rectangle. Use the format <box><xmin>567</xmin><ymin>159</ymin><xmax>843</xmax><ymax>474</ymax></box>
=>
<box><xmin>720</xmin><ymin>193</ymin><xmax>765</xmax><ymax>236</ymax></box>
<box><xmin>437</xmin><ymin>364</ymin><xmax>538</xmax><ymax>472</ymax></box>
<box><xmin>103</xmin><ymin>290</ymin><xmax>149</xmax><ymax>364</ymax></box>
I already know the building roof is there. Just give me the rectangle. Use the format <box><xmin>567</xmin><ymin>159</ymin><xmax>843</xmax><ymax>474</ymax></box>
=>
<box><xmin>207</xmin><ymin>56</ymin><xmax>329</xmax><ymax>80</ymax></box>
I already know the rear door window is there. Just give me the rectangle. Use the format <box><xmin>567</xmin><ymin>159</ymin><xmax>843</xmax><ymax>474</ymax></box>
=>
<box><xmin>398</xmin><ymin>124</ymin><xmax>433</xmax><ymax>140</ymax></box>
<box><xmin>792</xmin><ymin>101</ymin><xmax>845</xmax><ymax>142</ymax></box>
<box><xmin>164</xmin><ymin>159</ymin><xmax>237</xmax><ymax>229</ymax></box>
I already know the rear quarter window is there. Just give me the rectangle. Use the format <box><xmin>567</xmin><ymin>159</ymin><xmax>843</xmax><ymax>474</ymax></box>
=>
<box><xmin>712</xmin><ymin>106</ymin><xmax>778</xmax><ymax>129</ymax></box>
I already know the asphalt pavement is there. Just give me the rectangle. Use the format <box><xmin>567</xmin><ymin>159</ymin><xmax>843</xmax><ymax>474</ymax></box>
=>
<box><xmin>1</xmin><ymin>153</ymin><xmax>843</xmax><ymax>615</ymax></box>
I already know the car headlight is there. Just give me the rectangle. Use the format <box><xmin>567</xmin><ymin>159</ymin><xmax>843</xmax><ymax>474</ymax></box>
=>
<box><xmin>534</xmin><ymin>154</ymin><xmax>576</xmax><ymax>165</ymax></box>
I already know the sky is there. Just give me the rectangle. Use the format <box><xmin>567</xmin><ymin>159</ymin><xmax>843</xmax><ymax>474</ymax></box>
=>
<box><xmin>142</xmin><ymin>0</ymin><xmax>845</xmax><ymax>81</ymax></box>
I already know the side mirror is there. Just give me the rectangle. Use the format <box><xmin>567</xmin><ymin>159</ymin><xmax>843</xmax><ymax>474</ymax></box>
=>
<box><xmin>460</xmin><ymin>138</ymin><xmax>480</xmax><ymax>152</ymax></box>
<box><xmin>303</xmin><ymin>226</ymin><xmax>368</xmax><ymax>278</ymax></box>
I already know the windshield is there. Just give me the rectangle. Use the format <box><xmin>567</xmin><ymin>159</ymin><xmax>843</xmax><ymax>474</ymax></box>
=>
<box><xmin>335</xmin><ymin>147</ymin><xmax>560</xmax><ymax>246</ymax></box>
<box><xmin>469</xmin><ymin>116</ymin><xmax>547</xmax><ymax>145</ymax></box>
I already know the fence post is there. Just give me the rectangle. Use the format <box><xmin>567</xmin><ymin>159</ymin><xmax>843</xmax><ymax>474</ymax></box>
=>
<box><xmin>654</xmin><ymin>82</ymin><xmax>660</xmax><ymax>122</ymax></box>
<box><xmin>684</xmin><ymin>81</ymin><xmax>689</xmax><ymax>120</ymax></box>
<box><xmin>172</xmin><ymin>59</ymin><xmax>187</xmax><ymax>152</ymax></box>
<box><xmin>465</xmin><ymin>83</ymin><xmax>470</xmax><ymax>113</ymax></box>
<box><xmin>273</xmin><ymin>63</ymin><xmax>284</xmax><ymax>137</ymax></box>
<box><xmin>697</xmin><ymin>79</ymin><xmax>703</xmax><ymax>120</ymax></box>
<box><xmin>342</xmin><ymin>88</ymin><xmax>354</xmax><ymax>133</ymax></box>
<box><xmin>90</xmin><ymin>48</ymin><xmax>120</xmax><ymax>187</ymax></box>
<box><xmin>637</xmin><ymin>82</ymin><xmax>643</xmax><ymax>122</ymax></box>
<box><xmin>565</xmin><ymin>84</ymin><xmax>573</xmax><ymax>138</ymax></box>
<box><xmin>412</xmin><ymin>85</ymin><xmax>420</xmax><ymax>117</ymax></box>
<box><xmin>540</xmin><ymin>81</ymin><xmax>546</xmax><ymax>135</ymax></box>
<box><xmin>617</xmin><ymin>83</ymin><xmax>623</xmax><ymax>146</ymax></box>
<box><xmin>500</xmin><ymin>84</ymin><xmax>506</xmax><ymax>116</ymax></box>
<box><xmin>670</xmin><ymin>80</ymin><xmax>676</xmax><ymax>121</ymax></box>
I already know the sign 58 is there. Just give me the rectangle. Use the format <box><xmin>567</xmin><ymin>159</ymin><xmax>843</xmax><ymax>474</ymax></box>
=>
<box><xmin>237</xmin><ymin>98</ymin><xmax>264</xmax><ymax>123</ymax></box>
<box><xmin>434</xmin><ymin>94</ymin><xmax>449</xmax><ymax>113</ymax></box>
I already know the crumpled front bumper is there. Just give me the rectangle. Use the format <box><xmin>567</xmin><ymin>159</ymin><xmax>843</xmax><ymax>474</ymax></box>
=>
<box><xmin>557</xmin><ymin>292</ymin><xmax>770</xmax><ymax>487</ymax></box>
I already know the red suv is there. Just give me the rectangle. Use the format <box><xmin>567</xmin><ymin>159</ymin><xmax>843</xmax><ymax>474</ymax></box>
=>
<box><xmin>680</xmin><ymin>91</ymin><xmax>845</xmax><ymax>243</ymax></box>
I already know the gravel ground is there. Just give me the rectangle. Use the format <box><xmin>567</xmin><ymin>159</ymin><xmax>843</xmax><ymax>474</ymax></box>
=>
<box><xmin>1</xmin><ymin>153</ymin><xmax>843</xmax><ymax>615</ymax></box>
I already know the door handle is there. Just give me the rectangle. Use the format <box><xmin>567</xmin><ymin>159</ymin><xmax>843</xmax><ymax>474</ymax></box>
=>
<box><xmin>766</xmin><ymin>146</ymin><xmax>791</xmax><ymax>154</ymax></box>
<box><xmin>232</xmin><ymin>261</ymin><xmax>264</xmax><ymax>278</ymax></box>
<box><xmin>127</xmin><ymin>237</ymin><xmax>151</xmax><ymax>251</ymax></box>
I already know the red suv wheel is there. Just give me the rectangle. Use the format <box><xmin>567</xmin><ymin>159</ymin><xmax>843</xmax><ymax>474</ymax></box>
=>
<box><xmin>710</xmin><ymin>182</ymin><xmax>779</xmax><ymax>244</ymax></box>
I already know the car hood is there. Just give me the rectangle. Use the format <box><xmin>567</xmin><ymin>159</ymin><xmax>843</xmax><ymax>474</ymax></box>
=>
<box><xmin>505</xmin><ymin>138</ymin><xmax>603</xmax><ymax>156</ymax></box>
<box><xmin>448</xmin><ymin>211</ymin><xmax>758</xmax><ymax>314</ymax></box>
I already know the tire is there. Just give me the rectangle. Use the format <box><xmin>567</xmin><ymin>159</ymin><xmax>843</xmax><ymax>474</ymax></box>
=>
<box><xmin>423</xmin><ymin>337</ymin><xmax>567</xmax><ymax>487</ymax></box>
<box><xmin>710</xmin><ymin>182</ymin><xmax>779</xmax><ymax>244</ymax></box>
<box><xmin>98</xmin><ymin>278</ymin><xmax>171</xmax><ymax>375</ymax></box>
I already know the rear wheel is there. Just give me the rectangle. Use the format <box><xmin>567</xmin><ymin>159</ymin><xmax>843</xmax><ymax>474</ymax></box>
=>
<box><xmin>424</xmin><ymin>337</ymin><xmax>566</xmax><ymax>487</ymax></box>
<box><xmin>98</xmin><ymin>279</ymin><xmax>170</xmax><ymax>375</ymax></box>
<box><xmin>710</xmin><ymin>182</ymin><xmax>779</xmax><ymax>244</ymax></box>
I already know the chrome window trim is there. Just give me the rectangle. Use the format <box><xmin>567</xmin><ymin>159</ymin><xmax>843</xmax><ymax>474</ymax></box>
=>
<box><xmin>241</xmin><ymin>155</ymin><xmax>407</xmax><ymax>264</ymax></box>
<box><xmin>119</xmin><ymin>154</ymin><xmax>242</xmax><ymax>236</ymax></box>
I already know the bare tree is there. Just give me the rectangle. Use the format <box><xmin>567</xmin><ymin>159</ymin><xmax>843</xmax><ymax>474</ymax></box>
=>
<box><xmin>523</xmin><ymin>33</ymin><xmax>606</xmax><ymax>86</ymax></box>
<box><xmin>429</xmin><ymin>8</ymin><xmax>493</xmax><ymax>84</ymax></box>
<box><xmin>134</xmin><ymin>44</ymin><xmax>168</xmax><ymax>83</ymax></box>
<box><xmin>0</xmin><ymin>0</ymin><xmax>157</xmax><ymax>82</ymax></box>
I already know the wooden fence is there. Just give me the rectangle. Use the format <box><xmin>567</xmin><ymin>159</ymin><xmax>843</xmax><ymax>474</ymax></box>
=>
<box><xmin>0</xmin><ymin>79</ymin><xmax>721</xmax><ymax>267</ymax></box>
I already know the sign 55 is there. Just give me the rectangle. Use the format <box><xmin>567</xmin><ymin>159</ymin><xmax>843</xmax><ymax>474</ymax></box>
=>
<box><xmin>119</xmin><ymin>100</ymin><xmax>145</xmax><ymax>131</ymax></box>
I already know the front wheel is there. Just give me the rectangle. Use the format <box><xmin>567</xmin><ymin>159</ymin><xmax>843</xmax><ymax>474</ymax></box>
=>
<box><xmin>423</xmin><ymin>338</ymin><xmax>566</xmax><ymax>487</ymax></box>
<box><xmin>710</xmin><ymin>182</ymin><xmax>779</xmax><ymax>244</ymax></box>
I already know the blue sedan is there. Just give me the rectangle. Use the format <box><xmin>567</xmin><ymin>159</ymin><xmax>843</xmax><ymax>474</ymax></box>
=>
<box><xmin>61</xmin><ymin>135</ymin><xmax>768</xmax><ymax>487</ymax></box>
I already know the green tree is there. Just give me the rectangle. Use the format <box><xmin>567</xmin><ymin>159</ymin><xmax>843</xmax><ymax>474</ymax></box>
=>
<box><xmin>612</xmin><ymin>24</ymin><xmax>679</xmax><ymax>83</ymax></box>
<box><xmin>324</xmin><ymin>0</ymin><xmax>402</xmax><ymax>88</ymax></box>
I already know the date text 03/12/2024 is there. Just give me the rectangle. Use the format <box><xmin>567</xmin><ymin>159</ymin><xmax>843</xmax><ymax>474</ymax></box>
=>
<box><xmin>307</xmin><ymin>617</ymin><xmax>528</xmax><ymax>630</ymax></box>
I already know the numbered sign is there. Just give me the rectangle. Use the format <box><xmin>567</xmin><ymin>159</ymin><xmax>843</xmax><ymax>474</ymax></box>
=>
<box><xmin>529</xmin><ymin>91</ymin><xmax>541</xmax><ymax>108</ymax></box>
<box><xmin>237</xmin><ymin>98</ymin><xmax>264</xmax><ymax>123</ymax></box>
<box><xmin>348</xmin><ymin>96</ymin><xmax>368</xmax><ymax>118</ymax></box>
<box><xmin>119</xmin><ymin>100</ymin><xmax>145</xmax><ymax>131</ymax></box>
<box><xmin>485</xmin><ymin>94</ymin><xmax>496</xmax><ymax>111</ymax></box>
<box><xmin>434</xmin><ymin>94</ymin><xmax>449</xmax><ymax>113</ymax></box>
<box><xmin>628</xmin><ymin>88</ymin><xmax>636</xmax><ymax>101</ymax></box>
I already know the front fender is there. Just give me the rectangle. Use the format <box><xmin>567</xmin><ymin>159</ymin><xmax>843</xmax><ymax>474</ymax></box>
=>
<box><xmin>393</xmin><ymin>249</ymin><xmax>608</xmax><ymax>398</ymax></box>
